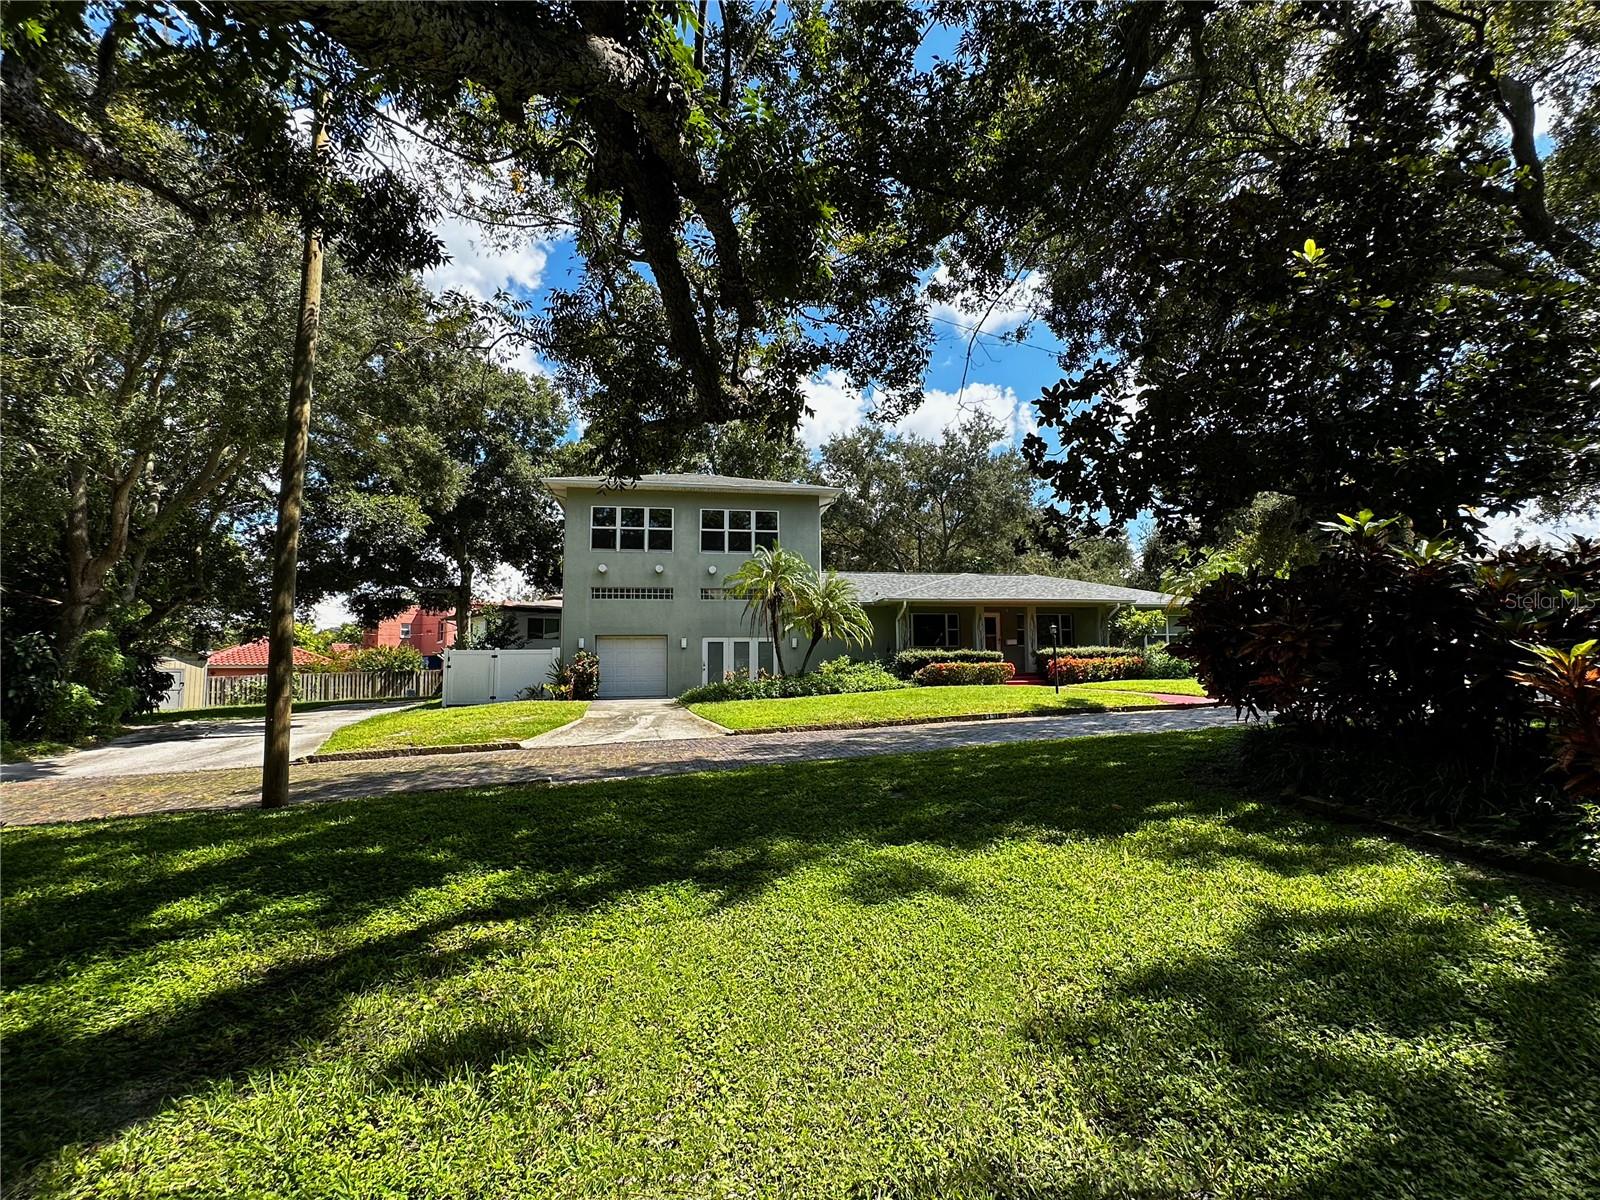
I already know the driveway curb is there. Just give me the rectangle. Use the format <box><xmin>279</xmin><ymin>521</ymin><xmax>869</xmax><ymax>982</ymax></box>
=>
<box><xmin>301</xmin><ymin>741</ymin><xmax>524</xmax><ymax>764</ymax></box>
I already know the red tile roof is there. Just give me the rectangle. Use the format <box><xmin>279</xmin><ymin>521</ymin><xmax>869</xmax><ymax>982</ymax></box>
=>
<box><xmin>207</xmin><ymin>639</ymin><xmax>328</xmax><ymax>668</ymax></box>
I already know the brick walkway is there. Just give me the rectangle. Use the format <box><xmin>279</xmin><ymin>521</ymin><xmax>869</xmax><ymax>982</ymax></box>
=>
<box><xmin>0</xmin><ymin>706</ymin><xmax>1240</xmax><ymax>826</ymax></box>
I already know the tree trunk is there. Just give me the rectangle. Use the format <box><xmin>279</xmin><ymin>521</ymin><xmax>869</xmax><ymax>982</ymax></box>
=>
<box><xmin>262</xmin><ymin>100</ymin><xmax>328</xmax><ymax>810</ymax></box>
<box><xmin>453</xmin><ymin>556</ymin><xmax>474</xmax><ymax>652</ymax></box>
<box><xmin>768</xmin><ymin>602</ymin><xmax>787</xmax><ymax>676</ymax></box>
<box><xmin>799</xmin><ymin>627</ymin><xmax>823</xmax><ymax>675</ymax></box>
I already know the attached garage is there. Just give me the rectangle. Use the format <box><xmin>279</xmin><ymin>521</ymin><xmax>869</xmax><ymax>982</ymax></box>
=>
<box><xmin>595</xmin><ymin>635</ymin><xmax>669</xmax><ymax>698</ymax></box>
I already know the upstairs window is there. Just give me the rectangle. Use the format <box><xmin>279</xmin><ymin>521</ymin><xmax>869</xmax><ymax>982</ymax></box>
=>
<box><xmin>592</xmin><ymin>506</ymin><xmax>672</xmax><ymax>551</ymax></box>
<box><xmin>700</xmin><ymin>508</ymin><xmax>779</xmax><ymax>553</ymax></box>
<box><xmin>399</xmin><ymin>622</ymin><xmax>413</xmax><ymax>640</ymax></box>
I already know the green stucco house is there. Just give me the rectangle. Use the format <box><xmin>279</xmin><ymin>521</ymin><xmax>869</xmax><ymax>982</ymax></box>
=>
<box><xmin>544</xmin><ymin>473</ymin><xmax>1177</xmax><ymax>698</ymax></box>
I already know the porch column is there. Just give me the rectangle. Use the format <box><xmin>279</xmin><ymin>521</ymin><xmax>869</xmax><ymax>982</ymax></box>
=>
<box><xmin>1025</xmin><ymin>604</ymin><xmax>1037</xmax><ymax>667</ymax></box>
<box><xmin>973</xmin><ymin>605</ymin><xmax>985</xmax><ymax>650</ymax></box>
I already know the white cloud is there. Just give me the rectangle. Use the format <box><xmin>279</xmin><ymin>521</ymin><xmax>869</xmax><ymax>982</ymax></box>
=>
<box><xmin>1479</xmin><ymin>507</ymin><xmax>1600</xmax><ymax>547</ymax></box>
<box><xmin>897</xmin><ymin>381</ymin><xmax>1034</xmax><ymax>445</ymax></box>
<box><xmin>311</xmin><ymin>595</ymin><xmax>356</xmax><ymax>628</ymax></box>
<box><xmin>798</xmin><ymin>370</ymin><xmax>1033</xmax><ymax>450</ymax></box>
<box><xmin>423</xmin><ymin>214</ymin><xmax>551</xmax><ymax>301</ymax></box>
<box><xmin>926</xmin><ymin>265</ymin><xmax>1042</xmax><ymax>337</ymax></box>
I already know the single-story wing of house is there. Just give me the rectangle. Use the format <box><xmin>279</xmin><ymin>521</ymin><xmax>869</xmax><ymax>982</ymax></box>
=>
<box><xmin>542</xmin><ymin>473</ymin><xmax>1178</xmax><ymax>699</ymax></box>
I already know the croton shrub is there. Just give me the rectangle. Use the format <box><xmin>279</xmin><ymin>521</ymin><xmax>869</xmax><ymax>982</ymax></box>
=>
<box><xmin>912</xmin><ymin>661</ymin><xmax>1016</xmax><ymax>686</ymax></box>
<box><xmin>891</xmin><ymin>648</ymin><xmax>1004</xmax><ymax>679</ymax></box>
<box><xmin>1175</xmin><ymin>513</ymin><xmax>1600</xmax><ymax>804</ymax></box>
<box><xmin>1044</xmin><ymin>654</ymin><xmax>1145</xmax><ymax>684</ymax></box>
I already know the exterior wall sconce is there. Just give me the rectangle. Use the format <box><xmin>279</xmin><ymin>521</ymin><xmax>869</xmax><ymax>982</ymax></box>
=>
<box><xmin>680</xmin><ymin>637</ymin><xmax>688</xmax><ymax>649</ymax></box>
<box><xmin>706</xmin><ymin>565</ymin><xmax>718</xmax><ymax>575</ymax></box>
<box><xmin>654</xmin><ymin>563</ymin><xmax>665</xmax><ymax>574</ymax></box>
<box><xmin>578</xmin><ymin>638</ymin><xmax>585</xmax><ymax>649</ymax></box>
<box><xmin>790</xmin><ymin>637</ymin><xmax>798</xmax><ymax>649</ymax></box>
<box><xmin>597</xmin><ymin>563</ymin><xmax>608</xmax><ymax>574</ymax></box>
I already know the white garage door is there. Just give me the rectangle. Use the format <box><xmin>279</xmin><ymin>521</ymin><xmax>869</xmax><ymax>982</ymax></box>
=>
<box><xmin>596</xmin><ymin>636</ymin><xmax>668</xmax><ymax>698</ymax></box>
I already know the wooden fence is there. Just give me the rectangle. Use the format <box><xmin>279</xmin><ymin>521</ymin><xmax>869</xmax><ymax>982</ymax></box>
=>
<box><xmin>205</xmin><ymin>669</ymin><xmax>442</xmax><ymax>709</ymax></box>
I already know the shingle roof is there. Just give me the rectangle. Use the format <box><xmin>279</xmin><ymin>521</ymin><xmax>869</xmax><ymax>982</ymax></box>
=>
<box><xmin>837</xmin><ymin>572</ymin><xmax>1173</xmax><ymax>607</ymax></box>
<box><xmin>543</xmin><ymin>473</ymin><xmax>841</xmax><ymax>504</ymax></box>
<box><xmin>207</xmin><ymin>639</ymin><xmax>329</xmax><ymax>668</ymax></box>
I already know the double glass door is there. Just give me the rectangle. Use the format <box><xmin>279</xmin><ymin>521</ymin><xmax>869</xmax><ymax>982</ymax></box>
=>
<box><xmin>703</xmin><ymin>637</ymin><xmax>774</xmax><ymax>683</ymax></box>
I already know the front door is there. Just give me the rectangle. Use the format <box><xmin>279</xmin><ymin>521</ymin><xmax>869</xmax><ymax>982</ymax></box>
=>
<box><xmin>982</xmin><ymin>612</ymin><xmax>1002</xmax><ymax>652</ymax></box>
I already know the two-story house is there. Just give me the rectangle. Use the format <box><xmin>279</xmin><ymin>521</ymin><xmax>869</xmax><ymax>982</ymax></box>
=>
<box><xmin>544</xmin><ymin>474</ymin><xmax>1177</xmax><ymax>698</ymax></box>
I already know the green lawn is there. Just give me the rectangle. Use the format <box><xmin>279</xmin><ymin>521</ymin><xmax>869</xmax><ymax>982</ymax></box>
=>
<box><xmin>5</xmin><ymin>729</ymin><xmax>1596</xmax><ymax>1198</ymax></box>
<box><xmin>689</xmin><ymin>677</ymin><xmax>1207</xmax><ymax>731</ymax></box>
<box><xmin>316</xmin><ymin>699</ymin><xmax>589</xmax><ymax>753</ymax></box>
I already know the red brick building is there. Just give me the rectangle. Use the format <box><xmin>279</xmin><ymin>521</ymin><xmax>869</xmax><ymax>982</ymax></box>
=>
<box><xmin>361</xmin><ymin>606</ymin><xmax>457</xmax><ymax>656</ymax></box>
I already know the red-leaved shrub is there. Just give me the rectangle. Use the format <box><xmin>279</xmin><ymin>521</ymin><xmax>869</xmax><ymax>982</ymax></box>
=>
<box><xmin>912</xmin><ymin>660</ymin><xmax>1016</xmax><ymax>686</ymax></box>
<box><xmin>1046</xmin><ymin>655</ymin><xmax>1144</xmax><ymax>684</ymax></box>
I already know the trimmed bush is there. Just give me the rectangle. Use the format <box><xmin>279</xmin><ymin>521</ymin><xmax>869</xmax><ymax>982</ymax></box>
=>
<box><xmin>1138</xmin><ymin>646</ymin><xmax>1196</xmax><ymax>679</ymax></box>
<box><xmin>891</xmin><ymin>648</ymin><xmax>1003</xmax><ymax>679</ymax></box>
<box><xmin>1046</xmin><ymin>655</ymin><xmax>1144</xmax><ymax>684</ymax></box>
<box><xmin>913</xmin><ymin>660</ymin><xmax>1017</xmax><ymax>686</ymax></box>
<box><xmin>1033</xmin><ymin>645</ymin><xmax>1141</xmax><ymax>673</ymax></box>
<box><xmin>678</xmin><ymin>656</ymin><xmax>904</xmax><ymax>704</ymax></box>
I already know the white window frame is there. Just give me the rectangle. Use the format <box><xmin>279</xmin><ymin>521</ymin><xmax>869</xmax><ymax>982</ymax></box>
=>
<box><xmin>701</xmin><ymin>636</ymin><xmax>774</xmax><ymax>683</ymax></box>
<box><xmin>592</xmin><ymin>505</ymin><xmax>673</xmax><ymax>552</ymax></box>
<box><xmin>399</xmin><ymin>621</ymin><xmax>413</xmax><ymax>641</ymax></box>
<box><xmin>910</xmin><ymin>612</ymin><xmax>960</xmax><ymax>648</ymax></box>
<box><xmin>699</xmin><ymin>508</ymin><xmax>779</xmax><ymax>554</ymax></box>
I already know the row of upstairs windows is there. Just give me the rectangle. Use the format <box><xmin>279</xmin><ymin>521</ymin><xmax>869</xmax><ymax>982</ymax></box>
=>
<box><xmin>589</xmin><ymin>506</ymin><xmax>781</xmax><ymax>554</ymax></box>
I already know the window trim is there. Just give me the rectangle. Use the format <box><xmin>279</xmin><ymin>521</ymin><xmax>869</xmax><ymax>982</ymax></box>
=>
<box><xmin>525</xmin><ymin>615</ymin><xmax>561</xmax><ymax>640</ymax></box>
<box><xmin>592</xmin><ymin>505</ymin><xmax>673</xmax><ymax>552</ymax></box>
<box><xmin>399</xmin><ymin>621</ymin><xmax>413</xmax><ymax>641</ymax></box>
<box><xmin>1035</xmin><ymin>612</ymin><xmax>1077</xmax><ymax>649</ymax></box>
<box><xmin>699</xmin><ymin>507</ymin><xmax>780</xmax><ymax>554</ymax></box>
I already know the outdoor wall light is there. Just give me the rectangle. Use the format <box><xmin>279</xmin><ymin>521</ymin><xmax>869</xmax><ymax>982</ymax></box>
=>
<box><xmin>791</xmin><ymin>637</ymin><xmax>798</xmax><ymax>649</ymax></box>
<box><xmin>654</xmin><ymin>563</ymin><xmax>665</xmax><ymax>574</ymax></box>
<box><xmin>578</xmin><ymin>638</ymin><xmax>585</xmax><ymax>649</ymax></box>
<box><xmin>597</xmin><ymin>562</ymin><xmax>608</xmax><ymax>574</ymax></box>
<box><xmin>707</xmin><ymin>565</ymin><xmax>718</xmax><ymax>575</ymax></box>
<box><xmin>680</xmin><ymin>637</ymin><xmax>688</xmax><ymax>649</ymax></box>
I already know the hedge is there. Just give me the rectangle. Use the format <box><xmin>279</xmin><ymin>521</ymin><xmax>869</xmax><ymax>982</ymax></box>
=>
<box><xmin>913</xmin><ymin>660</ymin><xmax>1017</xmax><ymax>686</ymax></box>
<box><xmin>1033</xmin><ymin>645</ymin><xmax>1139</xmax><ymax>673</ymax></box>
<box><xmin>678</xmin><ymin>656</ymin><xmax>903</xmax><ymax>703</ymax></box>
<box><xmin>1045</xmin><ymin>654</ymin><xmax>1145</xmax><ymax>684</ymax></box>
<box><xmin>891</xmin><ymin>648</ymin><xmax>1003</xmax><ymax>678</ymax></box>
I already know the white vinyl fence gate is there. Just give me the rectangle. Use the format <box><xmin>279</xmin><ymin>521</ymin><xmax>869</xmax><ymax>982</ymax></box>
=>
<box><xmin>442</xmin><ymin>648</ymin><xmax>560</xmax><ymax>707</ymax></box>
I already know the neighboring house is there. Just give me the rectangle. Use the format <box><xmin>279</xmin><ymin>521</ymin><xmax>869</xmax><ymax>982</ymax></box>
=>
<box><xmin>206</xmin><ymin>639</ymin><xmax>329</xmax><ymax>678</ymax></box>
<box><xmin>544</xmin><ymin>473</ymin><xmax>1177</xmax><ymax>698</ymax></box>
<box><xmin>363</xmin><ymin>606</ymin><xmax>456</xmax><ymax>658</ymax></box>
<box><xmin>467</xmin><ymin>598</ymin><xmax>563</xmax><ymax>649</ymax></box>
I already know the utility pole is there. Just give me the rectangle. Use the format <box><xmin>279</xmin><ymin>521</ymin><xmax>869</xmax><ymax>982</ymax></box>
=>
<box><xmin>262</xmin><ymin>95</ymin><xmax>328</xmax><ymax>809</ymax></box>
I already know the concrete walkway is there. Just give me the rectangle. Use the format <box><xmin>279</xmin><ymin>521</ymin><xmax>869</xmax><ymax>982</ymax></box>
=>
<box><xmin>1</xmin><ymin>705</ymin><xmax>1242</xmax><ymax>826</ymax></box>
<box><xmin>527</xmin><ymin>698</ymin><xmax>727</xmax><ymax>747</ymax></box>
<box><xmin>0</xmin><ymin>702</ymin><xmax>416</xmax><ymax>784</ymax></box>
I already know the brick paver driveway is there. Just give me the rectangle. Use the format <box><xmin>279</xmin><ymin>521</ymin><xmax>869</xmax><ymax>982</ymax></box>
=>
<box><xmin>1</xmin><ymin>705</ymin><xmax>1241</xmax><ymax>826</ymax></box>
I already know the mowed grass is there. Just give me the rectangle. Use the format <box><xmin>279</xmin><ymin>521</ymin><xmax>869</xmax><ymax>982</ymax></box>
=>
<box><xmin>1084</xmin><ymin>675</ymin><xmax>1208</xmax><ymax>696</ymax></box>
<box><xmin>316</xmin><ymin>699</ymin><xmax>589</xmax><ymax>753</ymax></box>
<box><xmin>5</xmin><ymin>729</ymin><xmax>1598</xmax><ymax>1198</ymax></box>
<box><xmin>689</xmin><ymin>677</ymin><xmax>1208</xmax><ymax>730</ymax></box>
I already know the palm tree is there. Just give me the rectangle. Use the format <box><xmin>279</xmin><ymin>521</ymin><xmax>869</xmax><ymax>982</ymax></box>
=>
<box><xmin>791</xmin><ymin>570</ymin><xmax>873</xmax><ymax>673</ymax></box>
<box><xmin>725</xmin><ymin>545</ymin><xmax>812</xmax><ymax>675</ymax></box>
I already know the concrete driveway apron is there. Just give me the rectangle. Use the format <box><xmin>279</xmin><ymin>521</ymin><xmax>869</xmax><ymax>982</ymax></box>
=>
<box><xmin>526</xmin><ymin>699</ymin><xmax>727</xmax><ymax>747</ymax></box>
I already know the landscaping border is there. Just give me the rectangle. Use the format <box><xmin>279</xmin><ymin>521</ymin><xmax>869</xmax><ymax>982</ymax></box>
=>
<box><xmin>301</xmin><ymin>741</ymin><xmax>524</xmax><ymax>763</ymax></box>
<box><xmin>1280</xmin><ymin>792</ymin><xmax>1600</xmax><ymax>896</ymax></box>
<box><xmin>713</xmin><ymin>699</ymin><xmax>1218</xmax><ymax>736</ymax></box>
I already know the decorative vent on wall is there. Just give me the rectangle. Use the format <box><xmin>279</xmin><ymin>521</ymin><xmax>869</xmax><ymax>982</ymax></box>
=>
<box><xmin>591</xmin><ymin>587</ymin><xmax>674</xmax><ymax>600</ymax></box>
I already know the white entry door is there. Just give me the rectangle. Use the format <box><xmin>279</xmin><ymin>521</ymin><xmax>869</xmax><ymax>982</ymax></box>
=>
<box><xmin>595</xmin><ymin>636</ymin><xmax>669</xmax><ymax>698</ymax></box>
<box><xmin>702</xmin><ymin>637</ymin><xmax>774</xmax><ymax>684</ymax></box>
